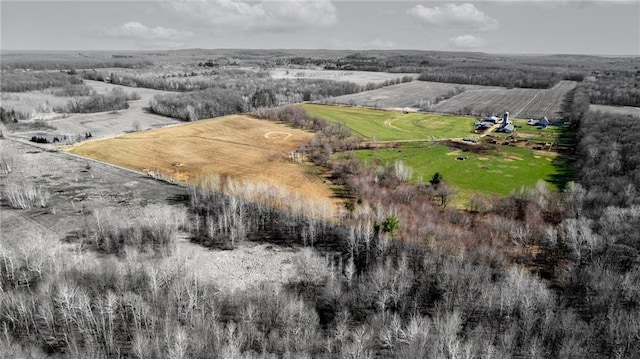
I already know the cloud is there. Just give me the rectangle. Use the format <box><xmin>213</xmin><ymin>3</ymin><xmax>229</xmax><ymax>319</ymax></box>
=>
<box><xmin>100</xmin><ymin>22</ymin><xmax>193</xmax><ymax>48</ymax></box>
<box><xmin>166</xmin><ymin>0</ymin><xmax>337</xmax><ymax>33</ymax></box>
<box><xmin>408</xmin><ymin>3</ymin><xmax>499</xmax><ymax>32</ymax></box>
<box><xmin>449</xmin><ymin>34</ymin><xmax>485</xmax><ymax>49</ymax></box>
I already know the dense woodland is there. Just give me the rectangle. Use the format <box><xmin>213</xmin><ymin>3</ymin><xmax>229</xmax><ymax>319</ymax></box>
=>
<box><xmin>418</xmin><ymin>65</ymin><xmax>574</xmax><ymax>89</ymax></box>
<box><xmin>149</xmin><ymin>88</ymin><xmax>246</xmax><ymax>122</ymax></box>
<box><xmin>60</xmin><ymin>88</ymin><xmax>140</xmax><ymax>114</ymax></box>
<box><xmin>146</xmin><ymin>74</ymin><xmax>411</xmax><ymax>121</ymax></box>
<box><xmin>581</xmin><ymin>72</ymin><xmax>640</xmax><ymax>107</ymax></box>
<box><xmin>1</xmin><ymin>71</ymin><xmax>83</xmax><ymax>92</ymax></box>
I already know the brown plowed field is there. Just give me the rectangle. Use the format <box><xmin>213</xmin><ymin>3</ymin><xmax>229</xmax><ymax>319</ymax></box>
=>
<box><xmin>67</xmin><ymin>115</ymin><xmax>336</xmax><ymax>204</ymax></box>
<box><xmin>326</xmin><ymin>81</ymin><xmax>497</xmax><ymax>108</ymax></box>
<box><xmin>433</xmin><ymin>80</ymin><xmax>577</xmax><ymax>119</ymax></box>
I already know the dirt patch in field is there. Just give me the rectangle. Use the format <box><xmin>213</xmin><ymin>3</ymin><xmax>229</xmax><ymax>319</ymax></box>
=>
<box><xmin>67</xmin><ymin>115</ymin><xmax>337</xmax><ymax>208</ymax></box>
<box><xmin>442</xmin><ymin>140</ymin><xmax>494</xmax><ymax>154</ymax></box>
<box><xmin>176</xmin><ymin>239</ymin><xmax>300</xmax><ymax>292</ymax></box>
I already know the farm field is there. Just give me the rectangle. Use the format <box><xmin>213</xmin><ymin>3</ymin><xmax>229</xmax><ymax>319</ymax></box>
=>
<box><xmin>325</xmin><ymin>80</ymin><xmax>498</xmax><ymax>109</ymax></box>
<box><xmin>67</xmin><ymin>114</ymin><xmax>338</xmax><ymax>210</ymax></box>
<box><xmin>590</xmin><ymin>104</ymin><xmax>640</xmax><ymax>117</ymax></box>
<box><xmin>354</xmin><ymin>142</ymin><xmax>559</xmax><ymax>201</ymax></box>
<box><xmin>432</xmin><ymin>80</ymin><xmax>577</xmax><ymax>120</ymax></box>
<box><xmin>270</xmin><ymin>68</ymin><xmax>417</xmax><ymax>85</ymax></box>
<box><xmin>300</xmin><ymin>103</ymin><xmax>476</xmax><ymax>141</ymax></box>
<box><xmin>8</xmin><ymin>80</ymin><xmax>182</xmax><ymax>140</ymax></box>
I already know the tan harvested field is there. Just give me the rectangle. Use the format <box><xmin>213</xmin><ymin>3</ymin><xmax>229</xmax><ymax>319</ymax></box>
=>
<box><xmin>68</xmin><ymin>114</ymin><xmax>337</xmax><ymax>205</ymax></box>
<box><xmin>590</xmin><ymin>104</ymin><xmax>640</xmax><ymax>117</ymax></box>
<box><xmin>325</xmin><ymin>80</ymin><xmax>498</xmax><ymax>109</ymax></box>
<box><xmin>270</xmin><ymin>67</ymin><xmax>417</xmax><ymax>85</ymax></box>
<box><xmin>433</xmin><ymin>80</ymin><xmax>577</xmax><ymax>119</ymax></box>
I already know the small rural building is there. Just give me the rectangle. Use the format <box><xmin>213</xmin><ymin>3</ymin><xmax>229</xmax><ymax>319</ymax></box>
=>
<box><xmin>497</xmin><ymin>123</ymin><xmax>515</xmax><ymax>133</ymax></box>
<box><xmin>496</xmin><ymin>111</ymin><xmax>514</xmax><ymax>133</ymax></box>
<box><xmin>484</xmin><ymin>115</ymin><xmax>500</xmax><ymax>123</ymax></box>
<box><xmin>528</xmin><ymin>116</ymin><xmax>550</xmax><ymax>129</ymax></box>
<box><xmin>537</xmin><ymin>117</ymin><xmax>550</xmax><ymax>129</ymax></box>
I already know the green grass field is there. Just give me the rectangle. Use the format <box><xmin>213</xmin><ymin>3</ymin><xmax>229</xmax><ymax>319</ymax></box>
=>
<box><xmin>303</xmin><ymin>104</ymin><xmax>565</xmax><ymax>204</ymax></box>
<box><xmin>301</xmin><ymin>104</ymin><xmax>476</xmax><ymax>141</ymax></box>
<box><xmin>353</xmin><ymin>143</ymin><xmax>559</xmax><ymax>200</ymax></box>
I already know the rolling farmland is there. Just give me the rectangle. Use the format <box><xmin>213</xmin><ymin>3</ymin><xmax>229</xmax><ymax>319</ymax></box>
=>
<box><xmin>300</xmin><ymin>103</ymin><xmax>476</xmax><ymax>140</ymax></box>
<box><xmin>305</xmin><ymin>103</ymin><xmax>565</xmax><ymax>203</ymax></box>
<box><xmin>68</xmin><ymin>114</ymin><xmax>337</xmax><ymax>209</ymax></box>
<box><xmin>433</xmin><ymin>80</ymin><xmax>577</xmax><ymax>119</ymax></box>
<box><xmin>324</xmin><ymin>80</ymin><xmax>498</xmax><ymax>109</ymax></box>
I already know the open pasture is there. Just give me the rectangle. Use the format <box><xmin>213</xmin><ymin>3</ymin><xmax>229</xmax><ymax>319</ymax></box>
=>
<box><xmin>355</xmin><ymin>142</ymin><xmax>558</xmax><ymax>200</ymax></box>
<box><xmin>325</xmin><ymin>80</ymin><xmax>497</xmax><ymax>109</ymax></box>
<box><xmin>300</xmin><ymin>103</ymin><xmax>476</xmax><ymax>141</ymax></box>
<box><xmin>432</xmin><ymin>80</ymin><xmax>577</xmax><ymax>120</ymax></box>
<box><xmin>68</xmin><ymin>114</ymin><xmax>337</xmax><ymax>206</ymax></box>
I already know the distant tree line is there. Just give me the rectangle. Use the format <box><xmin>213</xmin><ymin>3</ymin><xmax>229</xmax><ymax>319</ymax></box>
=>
<box><xmin>1</xmin><ymin>71</ymin><xmax>83</xmax><ymax>92</ymax></box>
<box><xmin>418</xmin><ymin>65</ymin><xmax>576</xmax><ymax>89</ymax></box>
<box><xmin>57</xmin><ymin>88</ymin><xmax>140</xmax><ymax>114</ymax></box>
<box><xmin>81</xmin><ymin>68</ymin><xmax>269</xmax><ymax>92</ymax></box>
<box><xmin>581</xmin><ymin>71</ymin><xmax>640</xmax><ymax>107</ymax></box>
<box><xmin>149</xmin><ymin>88</ymin><xmax>246</xmax><ymax>121</ymax></box>
<box><xmin>145</xmin><ymin>75</ymin><xmax>411</xmax><ymax>121</ymax></box>
<box><xmin>1</xmin><ymin>56</ymin><xmax>152</xmax><ymax>71</ymax></box>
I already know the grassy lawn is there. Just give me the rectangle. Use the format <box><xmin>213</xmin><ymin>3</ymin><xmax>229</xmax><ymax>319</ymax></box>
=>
<box><xmin>504</xmin><ymin>119</ymin><xmax>565</xmax><ymax>143</ymax></box>
<box><xmin>302</xmin><ymin>104</ymin><xmax>567</xmax><ymax>205</ymax></box>
<box><xmin>301</xmin><ymin>103</ymin><xmax>476</xmax><ymax>141</ymax></box>
<box><xmin>353</xmin><ymin>142</ymin><xmax>559</xmax><ymax>202</ymax></box>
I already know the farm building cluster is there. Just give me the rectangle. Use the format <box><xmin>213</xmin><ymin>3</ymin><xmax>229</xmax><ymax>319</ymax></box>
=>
<box><xmin>475</xmin><ymin>111</ymin><xmax>564</xmax><ymax>134</ymax></box>
<box><xmin>475</xmin><ymin>111</ymin><xmax>514</xmax><ymax>133</ymax></box>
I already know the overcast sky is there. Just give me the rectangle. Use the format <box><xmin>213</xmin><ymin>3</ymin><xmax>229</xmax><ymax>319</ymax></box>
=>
<box><xmin>1</xmin><ymin>1</ymin><xmax>639</xmax><ymax>55</ymax></box>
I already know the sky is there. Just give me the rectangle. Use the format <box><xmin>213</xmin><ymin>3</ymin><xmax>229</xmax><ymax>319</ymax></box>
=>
<box><xmin>1</xmin><ymin>0</ymin><xmax>639</xmax><ymax>55</ymax></box>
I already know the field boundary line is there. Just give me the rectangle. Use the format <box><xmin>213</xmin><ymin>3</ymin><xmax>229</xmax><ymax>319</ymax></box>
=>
<box><xmin>5</xmin><ymin>136</ymin><xmax>188</xmax><ymax>189</ymax></box>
